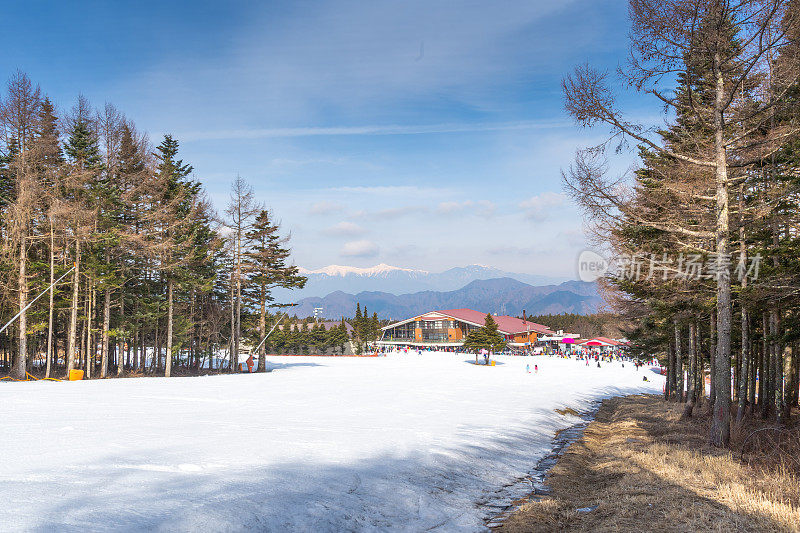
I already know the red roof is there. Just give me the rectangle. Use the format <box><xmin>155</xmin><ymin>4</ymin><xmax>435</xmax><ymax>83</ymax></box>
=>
<box><xmin>436</xmin><ymin>309</ymin><xmax>553</xmax><ymax>335</ymax></box>
<box><xmin>580</xmin><ymin>337</ymin><xmax>622</xmax><ymax>346</ymax></box>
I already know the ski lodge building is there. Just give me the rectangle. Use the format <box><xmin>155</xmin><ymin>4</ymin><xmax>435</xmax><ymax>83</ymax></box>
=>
<box><xmin>377</xmin><ymin>308</ymin><xmax>553</xmax><ymax>349</ymax></box>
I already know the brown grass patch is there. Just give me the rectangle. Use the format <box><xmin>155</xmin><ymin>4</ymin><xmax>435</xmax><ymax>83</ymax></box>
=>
<box><xmin>498</xmin><ymin>395</ymin><xmax>800</xmax><ymax>532</ymax></box>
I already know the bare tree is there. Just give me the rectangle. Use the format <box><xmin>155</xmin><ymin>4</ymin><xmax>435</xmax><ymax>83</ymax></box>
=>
<box><xmin>224</xmin><ymin>176</ymin><xmax>261</xmax><ymax>369</ymax></box>
<box><xmin>0</xmin><ymin>71</ymin><xmax>42</xmax><ymax>379</ymax></box>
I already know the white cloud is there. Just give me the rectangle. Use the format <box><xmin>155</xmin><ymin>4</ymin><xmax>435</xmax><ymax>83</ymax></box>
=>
<box><xmin>347</xmin><ymin>205</ymin><xmax>430</xmax><ymax>220</ymax></box>
<box><xmin>309</xmin><ymin>201</ymin><xmax>345</xmax><ymax>215</ymax></box>
<box><xmin>325</xmin><ymin>221</ymin><xmax>366</xmax><ymax>236</ymax></box>
<box><xmin>436</xmin><ymin>200</ymin><xmax>495</xmax><ymax>217</ymax></box>
<box><xmin>177</xmin><ymin>120</ymin><xmax>569</xmax><ymax>142</ymax></box>
<box><xmin>519</xmin><ymin>192</ymin><xmax>567</xmax><ymax>221</ymax></box>
<box><xmin>332</xmin><ymin>185</ymin><xmax>447</xmax><ymax>196</ymax></box>
<box><xmin>557</xmin><ymin>228</ymin><xmax>586</xmax><ymax>247</ymax></box>
<box><xmin>375</xmin><ymin>206</ymin><xmax>429</xmax><ymax>219</ymax></box>
<box><xmin>341</xmin><ymin>240</ymin><xmax>380</xmax><ymax>257</ymax></box>
<box><xmin>487</xmin><ymin>245</ymin><xmax>539</xmax><ymax>256</ymax></box>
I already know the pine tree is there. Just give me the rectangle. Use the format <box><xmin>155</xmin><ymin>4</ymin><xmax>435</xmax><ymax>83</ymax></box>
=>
<box><xmin>338</xmin><ymin>318</ymin><xmax>349</xmax><ymax>354</ymax></box>
<box><xmin>463</xmin><ymin>314</ymin><xmax>507</xmax><ymax>362</ymax></box>
<box><xmin>370</xmin><ymin>312</ymin><xmax>379</xmax><ymax>346</ymax></box>
<box><xmin>63</xmin><ymin>95</ymin><xmax>102</xmax><ymax>376</ymax></box>
<box><xmin>113</xmin><ymin>122</ymin><xmax>147</xmax><ymax>375</ymax></box>
<box><xmin>35</xmin><ymin>96</ymin><xmax>62</xmax><ymax>378</ymax></box>
<box><xmin>151</xmin><ymin>134</ymin><xmax>196</xmax><ymax>377</ymax></box>
<box><xmin>243</xmin><ymin>209</ymin><xmax>305</xmax><ymax>371</ymax></box>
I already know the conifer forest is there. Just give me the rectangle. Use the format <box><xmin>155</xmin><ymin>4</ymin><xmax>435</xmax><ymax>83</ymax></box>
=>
<box><xmin>0</xmin><ymin>73</ymin><xmax>310</xmax><ymax>380</ymax></box>
<box><xmin>563</xmin><ymin>0</ymin><xmax>800</xmax><ymax>446</ymax></box>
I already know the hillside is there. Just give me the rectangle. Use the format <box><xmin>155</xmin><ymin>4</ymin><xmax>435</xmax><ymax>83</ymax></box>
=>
<box><xmin>290</xmin><ymin>278</ymin><xmax>602</xmax><ymax>320</ymax></box>
<box><xmin>272</xmin><ymin>264</ymin><xmax>569</xmax><ymax>300</ymax></box>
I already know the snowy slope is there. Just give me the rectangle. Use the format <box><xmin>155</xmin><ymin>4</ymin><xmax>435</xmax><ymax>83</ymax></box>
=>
<box><xmin>0</xmin><ymin>354</ymin><xmax>663</xmax><ymax>532</ymax></box>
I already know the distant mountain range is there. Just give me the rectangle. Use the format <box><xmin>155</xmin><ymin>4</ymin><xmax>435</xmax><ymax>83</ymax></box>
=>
<box><xmin>272</xmin><ymin>263</ymin><xmax>569</xmax><ymax>301</ymax></box>
<box><xmin>289</xmin><ymin>277</ymin><xmax>603</xmax><ymax>320</ymax></box>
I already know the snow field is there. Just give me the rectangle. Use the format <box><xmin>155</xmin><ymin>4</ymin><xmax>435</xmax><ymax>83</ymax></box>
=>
<box><xmin>0</xmin><ymin>352</ymin><xmax>663</xmax><ymax>532</ymax></box>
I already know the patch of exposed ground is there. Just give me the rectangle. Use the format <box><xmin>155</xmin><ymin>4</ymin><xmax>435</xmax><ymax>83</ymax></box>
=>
<box><xmin>498</xmin><ymin>395</ymin><xmax>800</xmax><ymax>532</ymax></box>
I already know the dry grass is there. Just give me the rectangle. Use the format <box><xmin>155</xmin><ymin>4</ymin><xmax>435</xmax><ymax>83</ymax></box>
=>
<box><xmin>498</xmin><ymin>395</ymin><xmax>800</xmax><ymax>532</ymax></box>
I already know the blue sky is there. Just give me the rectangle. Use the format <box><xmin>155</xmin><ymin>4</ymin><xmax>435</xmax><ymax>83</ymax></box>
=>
<box><xmin>2</xmin><ymin>0</ymin><xmax>655</xmax><ymax>276</ymax></box>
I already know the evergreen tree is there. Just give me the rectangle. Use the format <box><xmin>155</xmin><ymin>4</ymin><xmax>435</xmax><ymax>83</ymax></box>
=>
<box><xmin>64</xmin><ymin>118</ymin><xmax>101</xmax><ymax>169</ymax></box>
<box><xmin>35</xmin><ymin>96</ymin><xmax>63</xmax><ymax>378</ymax></box>
<box><xmin>463</xmin><ymin>314</ymin><xmax>507</xmax><ymax>362</ymax></box>
<box><xmin>150</xmin><ymin>134</ymin><xmax>197</xmax><ymax>377</ymax></box>
<box><xmin>337</xmin><ymin>319</ymin><xmax>349</xmax><ymax>354</ymax></box>
<box><xmin>243</xmin><ymin>209</ymin><xmax>306</xmax><ymax>370</ymax></box>
<box><xmin>63</xmin><ymin>95</ymin><xmax>102</xmax><ymax>376</ymax></box>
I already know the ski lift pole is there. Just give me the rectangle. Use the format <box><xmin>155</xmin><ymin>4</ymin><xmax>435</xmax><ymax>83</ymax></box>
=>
<box><xmin>252</xmin><ymin>310</ymin><xmax>289</xmax><ymax>355</ymax></box>
<box><xmin>0</xmin><ymin>264</ymin><xmax>76</xmax><ymax>335</ymax></box>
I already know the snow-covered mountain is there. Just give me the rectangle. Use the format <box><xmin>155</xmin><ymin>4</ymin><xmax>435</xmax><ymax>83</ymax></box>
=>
<box><xmin>297</xmin><ymin>263</ymin><xmax>429</xmax><ymax>278</ymax></box>
<box><xmin>290</xmin><ymin>278</ymin><xmax>602</xmax><ymax>319</ymax></box>
<box><xmin>273</xmin><ymin>264</ymin><xmax>570</xmax><ymax>301</ymax></box>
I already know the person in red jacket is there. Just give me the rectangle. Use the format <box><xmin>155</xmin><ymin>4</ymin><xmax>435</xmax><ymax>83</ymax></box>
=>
<box><xmin>246</xmin><ymin>354</ymin><xmax>254</xmax><ymax>373</ymax></box>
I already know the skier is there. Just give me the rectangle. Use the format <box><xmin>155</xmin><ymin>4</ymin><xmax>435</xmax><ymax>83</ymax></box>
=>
<box><xmin>534</xmin><ymin>364</ymin><xmax>538</xmax><ymax>373</ymax></box>
<box><xmin>526</xmin><ymin>364</ymin><xmax>530</xmax><ymax>373</ymax></box>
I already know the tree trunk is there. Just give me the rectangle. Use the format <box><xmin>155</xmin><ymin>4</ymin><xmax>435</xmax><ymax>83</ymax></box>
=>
<box><xmin>155</xmin><ymin>309</ymin><xmax>161</xmax><ymax>373</ymax></box>
<box><xmin>165</xmin><ymin>279</ymin><xmax>174</xmax><ymax>377</ymax></box>
<box><xmin>710</xmin><ymin>51</ymin><xmax>732</xmax><ymax>448</ymax></box>
<box><xmin>258</xmin><ymin>283</ymin><xmax>266</xmax><ymax>372</ymax></box>
<box><xmin>674</xmin><ymin>321</ymin><xmax>683</xmax><ymax>402</ymax></box>
<box><xmin>666</xmin><ymin>340</ymin><xmax>675</xmax><ymax>401</ymax></box>
<box><xmin>736</xmin><ymin>309</ymin><xmax>749</xmax><ymax>424</ymax></box>
<box><xmin>13</xmin><ymin>234</ymin><xmax>28</xmax><ymax>379</ymax></box>
<box><xmin>772</xmin><ymin>309</ymin><xmax>783</xmax><ymax>424</ymax></box>
<box><xmin>695</xmin><ymin>320</ymin><xmax>704</xmax><ymax>408</ymax></box>
<box><xmin>709</xmin><ymin>310</ymin><xmax>717</xmax><ymax>408</ymax></box>
<box><xmin>682</xmin><ymin>321</ymin><xmax>697</xmax><ymax>420</ymax></box>
<box><xmin>761</xmin><ymin>311</ymin><xmax>770</xmax><ymax>417</ymax></box>
<box><xmin>85</xmin><ymin>284</ymin><xmax>94</xmax><ymax>379</ymax></box>
<box><xmin>117</xmin><ymin>293</ymin><xmax>125</xmax><ymax>376</ymax></box>
<box><xmin>677</xmin><ymin>343</ymin><xmax>684</xmax><ymax>402</ymax></box>
<box><xmin>748</xmin><ymin>334</ymin><xmax>757</xmax><ymax>410</ymax></box>
<box><xmin>781</xmin><ymin>344</ymin><xmax>793</xmax><ymax>422</ymax></box>
<box><xmin>134</xmin><ymin>328</ymin><xmax>140</xmax><ymax>371</ymax></box>
<box><xmin>229</xmin><ymin>271</ymin><xmax>235</xmax><ymax>371</ymax></box>
<box><xmin>45</xmin><ymin>223</ymin><xmax>55</xmax><ymax>379</ymax></box>
<box><xmin>67</xmin><ymin>240</ymin><xmax>80</xmax><ymax>375</ymax></box>
<box><xmin>791</xmin><ymin>344</ymin><xmax>799</xmax><ymax>408</ymax></box>
<box><xmin>100</xmin><ymin>289</ymin><xmax>111</xmax><ymax>378</ymax></box>
<box><xmin>768</xmin><ymin>308</ymin><xmax>778</xmax><ymax>419</ymax></box>
<box><xmin>235</xmin><ymin>235</ymin><xmax>242</xmax><ymax>372</ymax></box>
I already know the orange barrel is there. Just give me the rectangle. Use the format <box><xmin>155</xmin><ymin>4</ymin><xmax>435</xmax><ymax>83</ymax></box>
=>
<box><xmin>69</xmin><ymin>369</ymin><xmax>84</xmax><ymax>381</ymax></box>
